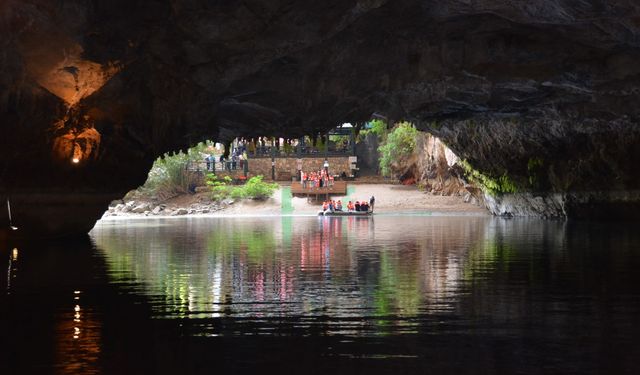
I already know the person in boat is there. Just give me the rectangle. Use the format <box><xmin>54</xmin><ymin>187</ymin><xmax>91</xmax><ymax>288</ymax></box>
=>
<box><xmin>361</xmin><ymin>201</ymin><xmax>369</xmax><ymax>212</ymax></box>
<box><xmin>322</xmin><ymin>201</ymin><xmax>328</xmax><ymax>212</ymax></box>
<box><xmin>354</xmin><ymin>201</ymin><xmax>361</xmax><ymax>211</ymax></box>
<box><xmin>347</xmin><ymin>201</ymin><xmax>354</xmax><ymax>211</ymax></box>
<box><xmin>336</xmin><ymin>200</ymin><xmax>343</xmax><ymax>211</ymax></box>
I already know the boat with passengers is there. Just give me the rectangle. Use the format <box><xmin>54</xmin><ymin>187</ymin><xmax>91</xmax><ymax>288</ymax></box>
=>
<box><xmin>317</xmin><ymin>199</ymin><xmax>373</xmax><ymax>216</ymax></box>
<box><xmin>318</xmin><ymin>210</ymin><xmax>372</xmax><ymax>216</ymax></box>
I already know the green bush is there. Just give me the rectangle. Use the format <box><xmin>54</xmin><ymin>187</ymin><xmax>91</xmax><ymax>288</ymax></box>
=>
<box><xmin>142</xmin><ymin>152</ymin><xmax>195</xmax><ymax>199</ymax></box>
<box><xmin>139</xmin><ymin>141</ymin><xmax>219</xmax><ymax>199</ymax></box>
<box><xmin>378</xmin><ymin>122</ymin><xmax>418</xmax><ymax>177</ymax></box>
<box><xmin>358</xmin><ymin>119</ymin><xmax>387</xmax><ymax>143</ymax></box>
<box><xmin>241</xmin><ymin>176</ymin><xmax>279</xmax><ymax>200</ymax></box>
<box><xmin>206</xmin><ymin>174</ymin><xmax>233</xmax><ymax>200</ymax></box>
<box><xmin>206</xmin><ymin>174</ymin><xmax>278</xmax><ymax>201</ymax></box>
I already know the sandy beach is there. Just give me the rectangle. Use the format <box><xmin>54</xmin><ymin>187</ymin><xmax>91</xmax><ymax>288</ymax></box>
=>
<box><xmin>219</xmin><ymin>183</ymin><xmax>487</xmax><ymax>216</ymax></box>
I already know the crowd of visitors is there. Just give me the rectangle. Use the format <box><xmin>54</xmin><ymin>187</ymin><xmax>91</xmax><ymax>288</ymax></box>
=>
<box><xmin>301</xmin><ymin>167</ymin><xmax>334</xmax><ymax>189</ymax></box>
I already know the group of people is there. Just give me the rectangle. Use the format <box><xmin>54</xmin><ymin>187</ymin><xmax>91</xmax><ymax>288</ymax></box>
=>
<box><xmin>322</xmin><ymin>196</ymin><xmax>375</xmax><ymax>213</ymax></box>
<box><xmin>302</xmin><ymin>168</ymin><xmax>334</xmax><ymax>189</ymax></box>
<box><xmin>204</xmin><ymin>150</ymin><xmax>248</xmax><ymax>172</ymax></box>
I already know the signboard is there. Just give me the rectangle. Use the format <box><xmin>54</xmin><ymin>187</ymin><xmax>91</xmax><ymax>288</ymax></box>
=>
<box><xmin>296</xmin><ymin>158</ymin><xmax>302</xmax><ymax>170</ymax></box>
<box><xmin>348</xmin><ymin>156</ymin><xmax>357</xmax><ymax>163</ymax></box>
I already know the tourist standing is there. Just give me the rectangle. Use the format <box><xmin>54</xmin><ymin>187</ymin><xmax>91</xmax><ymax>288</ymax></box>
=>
<box><xmin>369</xmin><ymin>196</ymin><xmax>375</xmax><ymax>212</ymax></box>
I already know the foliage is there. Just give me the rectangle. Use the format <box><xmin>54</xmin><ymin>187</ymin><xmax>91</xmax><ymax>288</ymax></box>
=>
<box><xmin>206</xmin><ymin>174</ymin><xmax>233</xmax><ymax>200</ymax></box>
<box><xmin>359</xmin><ymin>119</ymin><xmax>387</xmax><ymax>142</ymax></box>
<box><xmin>527</xmin><ymin>157</ymin><xmax>545</xmax><ymax>189</ymax></box>
<box><xmin>139</xmin><ymin>141</ymin><xmax>216</xmax><ymax>198</ymax></box>
<box><xmin>206</xmin><ymin>174</ymin><xmax>278</xmax><ymax>201</ymax></box>
<box><xmin>142</xmin><ymin>152</ymin><xmax>196</xmax><ymax>199</ymax></box>
<box><xmin>378</xmin><ymin>122</ymin><xmax>418</xmax><ymax>177</ymax></box>
<box><xmin>460</xmin><ymin>160</ymin><xmax>518</xmax><ymax>196</ymax></box>
<box><xmin>240</xmin><ymin>175</ymin><xmax>279</xmax><ymax>200</ymax></box>
<box><xmin>329</xmin><ymin>134</ymin><xmax>350</xmax><ymax>151</ymax></box>
<box><xmin>367</xmin><ymin>119</ymin><xmax>388</xmax><ymax>137</ymax></box>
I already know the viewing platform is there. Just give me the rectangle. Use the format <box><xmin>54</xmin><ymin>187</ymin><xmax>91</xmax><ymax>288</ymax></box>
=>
<box><xmin>290</xmin><ymin>181</ymin><xmax>347</xmax><ymax>201</ymax></box>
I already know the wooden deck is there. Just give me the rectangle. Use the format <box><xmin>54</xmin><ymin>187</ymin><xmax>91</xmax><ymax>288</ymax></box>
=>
<box><xmin>291</xmin><ymin>181</ymin><xmax>347</xmax><ymax>200</ymax></box>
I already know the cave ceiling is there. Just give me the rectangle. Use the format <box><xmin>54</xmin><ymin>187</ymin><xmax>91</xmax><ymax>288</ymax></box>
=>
<box><xmin>2</xmin><ymin>0</ymin><xmax>640</xmax><ymax>194</ymax></box>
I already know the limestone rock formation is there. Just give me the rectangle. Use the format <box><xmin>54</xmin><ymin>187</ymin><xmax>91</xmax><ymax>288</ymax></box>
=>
<box><xmin>2</xmin><ymin>0</ymin><xmax>640</xmax><ymax>236</ymax></box>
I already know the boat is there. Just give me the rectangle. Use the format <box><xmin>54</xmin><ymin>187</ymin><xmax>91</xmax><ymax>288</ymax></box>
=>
<box><xmin>318</xmin><ymin>210</ymin><xmax>373</xmax><ymax>216</ymax></box>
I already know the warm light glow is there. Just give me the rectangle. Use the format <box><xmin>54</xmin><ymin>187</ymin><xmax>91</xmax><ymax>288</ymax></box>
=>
<box><xmin>72</xmin><ymin>157</ymin><xmax>80</xmax><ymax>164</ymax></box>
<box><xmin>74</xmin><ymin>290</ymin><xmax>81</xmax><ymax>294</ymax></box>
<box><xmin>74</xmin><ymin>305</ymin><xmax>81</xmax><ymax>312</ymax></box>
<box><xmin>12</xmin><ymin>248</ymin><xmax>18</xmax><ymax>261</ymax></box>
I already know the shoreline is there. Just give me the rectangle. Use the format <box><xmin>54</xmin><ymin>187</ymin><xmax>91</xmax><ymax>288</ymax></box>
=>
<box><xmin>101</xmin><ymin>183</ymin><xmax>487</xmax><ymax>220</ymax></box>
<box><xmin>97</xmin><ymin>210</ymin><xmax>489</xmax><ymax>221</ymax></box>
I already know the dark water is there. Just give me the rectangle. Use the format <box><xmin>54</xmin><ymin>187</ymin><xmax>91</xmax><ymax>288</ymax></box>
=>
<box><xmin>2</xmin><ymin>215</ymin><xmax>640</xmax><ymax>374</ymax></box>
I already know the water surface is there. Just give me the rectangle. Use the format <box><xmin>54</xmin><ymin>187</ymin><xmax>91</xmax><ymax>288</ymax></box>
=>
<box><xmin>2</xmin><ymin>215</ymin><xmax>639</xmax><ymax>374</ymax></box>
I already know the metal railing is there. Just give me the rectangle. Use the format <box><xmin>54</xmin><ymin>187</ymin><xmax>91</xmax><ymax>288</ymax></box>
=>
<box><xmin>247</xmin><ymin>146</ymin><xmax>353</xmax><ymax>158</ymax></box>
<box><xmin>185</xmin><ymin>160</ymin><xmax>247</xmax><ymax>174</ymax></box>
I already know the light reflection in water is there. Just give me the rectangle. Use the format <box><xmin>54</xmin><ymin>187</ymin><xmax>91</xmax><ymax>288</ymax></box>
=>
<box><xmin>53</xmin><ymin>290</ymin><xmax>101</xmax><ymax>374</ymax></box>
<box><xmin>6</xmin><ymin>248</ymin><xmax>18</xmax><ymax>294</ymax></box>
<box><xmin>3</xmin><ymin>217</ymin><xmax>640</xmax><ymax>374</ymax></box>
<box><xmin>91</xmin><ymin>216</ymin><xmax>496</xmax><ymax>335</ymax></box>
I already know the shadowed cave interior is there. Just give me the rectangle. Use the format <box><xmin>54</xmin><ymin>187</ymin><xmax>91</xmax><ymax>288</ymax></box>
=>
<box><xmin>2</xmin><ymin>0</ymin><xmax>640</xmax><ymax>237</ymax></box>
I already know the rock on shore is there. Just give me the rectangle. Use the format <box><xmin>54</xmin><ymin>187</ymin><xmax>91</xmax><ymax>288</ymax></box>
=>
<box><xmin>102</xmin><ymin>193</ymin><xmax>234</xmax><ymax>218</ymax></box>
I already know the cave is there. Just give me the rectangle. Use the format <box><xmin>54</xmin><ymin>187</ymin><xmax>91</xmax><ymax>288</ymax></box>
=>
<box><xmin>2</xmin><ymin>0</ymin><xmax>640</xmax><ymax>237</ymax></box>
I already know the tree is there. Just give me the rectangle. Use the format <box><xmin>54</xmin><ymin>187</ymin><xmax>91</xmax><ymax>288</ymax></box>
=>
<box><xmin>378</xmin><ymin>122</ymin><xmax>417</xmax><ymax>177</ymax></box>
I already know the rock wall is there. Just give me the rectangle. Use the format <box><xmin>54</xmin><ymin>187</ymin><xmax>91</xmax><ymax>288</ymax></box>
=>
<box><xmin>413</xmin><ymin>133</ymin><xmax>467</xmax><ymax>194</ymax></box>
<box><xmin>483</xmin><ymin>191</ymin><xmax>640</xmax><ymax>219</ymax></box>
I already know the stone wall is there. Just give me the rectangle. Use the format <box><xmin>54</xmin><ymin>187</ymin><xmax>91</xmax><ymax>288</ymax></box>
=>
<box><xmin>247</xmin><ymin>157</ymin><xmax>351</xmax><ymax>181</ymax></box>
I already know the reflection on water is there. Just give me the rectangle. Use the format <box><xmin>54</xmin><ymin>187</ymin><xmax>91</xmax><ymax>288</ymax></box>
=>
<box><xmin>2</xmin><ymin>216</ymin><xmax>640</xmax><ymax>374</ymax></box>
<box><xmin>92</xmin><ymin>216</ymin><xmax>492</xmax><ymax>334</ymax></box>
